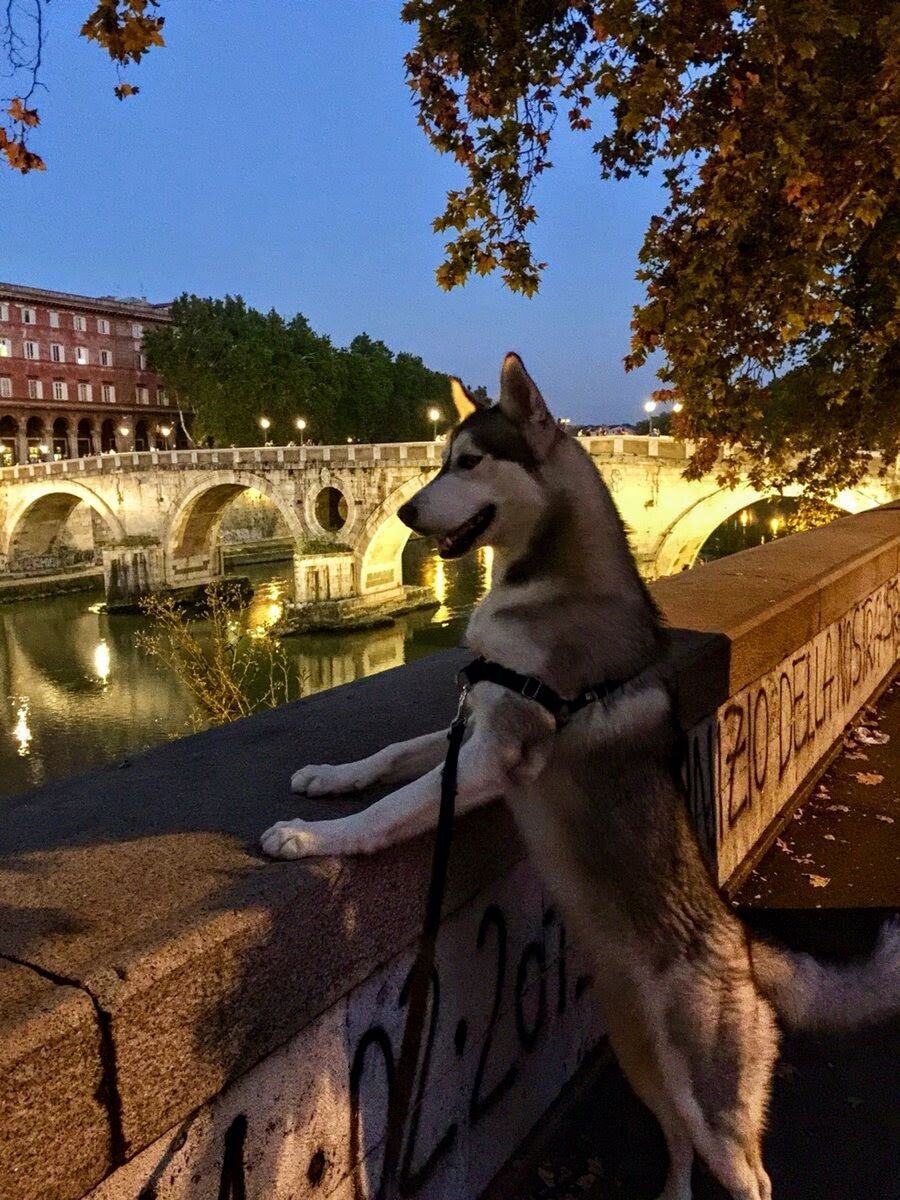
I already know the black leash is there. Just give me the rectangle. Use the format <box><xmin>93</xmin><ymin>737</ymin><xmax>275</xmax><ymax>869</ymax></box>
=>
<box><xmin>380</xmin><ymin>659</ymin><xmax>623</xmax><ymax>1194</ymax></box>
<box><xmin>380</xmin><ymin>681</ymin><xmax>470</xmax><ymax>1196</ymax></box>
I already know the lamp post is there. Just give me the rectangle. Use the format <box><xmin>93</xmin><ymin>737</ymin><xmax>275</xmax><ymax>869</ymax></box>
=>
<box><xmin>158</xmin><ymin>423</ymin><xmax>172</xmax><ymax>450</ymax></box>
<box><xmin>294</xmin><ymin>417</ymin><xmax>307</xmax><ymax>447</ymax></box>
<box><xmin>643</xmin><ymin>398</ymin><xmax>658</xmax><ymax>435</ymax></box>
<box><xmin>427</xmin><ymin>406</ymin><xmax>441</xmax><ymax>441</ymax></box>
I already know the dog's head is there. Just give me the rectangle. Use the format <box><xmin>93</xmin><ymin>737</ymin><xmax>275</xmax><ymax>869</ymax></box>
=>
<box><xmin>398</xmin><ymin>354</ymin><xmax>564</xmax><ymax>559</ymax></box>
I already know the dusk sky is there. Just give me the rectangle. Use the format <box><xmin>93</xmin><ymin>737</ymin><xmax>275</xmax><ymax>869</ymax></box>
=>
<box><xmin>3</xmin><ymin>1</ymin><xmax>668</xmax><ymax>425</ymax></box>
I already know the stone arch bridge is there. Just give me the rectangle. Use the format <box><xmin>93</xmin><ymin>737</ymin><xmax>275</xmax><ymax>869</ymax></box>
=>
<box><xmin>0</xmin><ymin>437</ymin><xmax>895</xmax><ymax>617</ymax></box>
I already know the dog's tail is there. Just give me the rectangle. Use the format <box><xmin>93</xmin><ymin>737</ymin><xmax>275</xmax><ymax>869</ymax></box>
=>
<box><xmin>751</xmin><ymin>916</ymin><xmax>900</xmax><ymax>1031</ymax></box>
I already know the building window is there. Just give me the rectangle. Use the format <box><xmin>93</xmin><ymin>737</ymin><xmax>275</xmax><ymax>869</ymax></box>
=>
<box><xmin>24</xmin><ymin>340</ymin><xmax>38</xmax><ymax>360</ymax></box>
<box><xmin>50</xmin><ymin>342</ymin><xmax>65</xmax><ymax>363</ymax></box>
<box><xmin>97</xmin><ymin>317</ymin><xmax>110</xmax><ymax>335</ymax></box>
<box><xmin>0</xmin><ymin>304</ymin><xmax>8</xmax><ymax>321</ymax></box>
<box><xmin>21</xmin><ymin>307</ymin><xmax>36</xmax><ymax>324</ymax></box>
<box><xmin>78</xmin><ymin>381</ymin><xmax>92</xmax><ymax>404</ymax></box>
<box><xmin>100</xmin><ymin>348</ymin><xmax>113</xmax><ymax>367</ymax></box>
<box><xmin>101</xmin><ymin>383</ymin><xmax>115</xmax><ymax>403</ymax></box>
<box><xmin>73</xmin><ymin>314</ymin><xmax>86</xmax><ymax>332</ymax></box>
<box><xmin>27</xmin><ymin>378</ymin><xmax>42</xmax><ymax>399</ymax></box>
<box><xmin>135</xmin><ymin>385</ymin><xmax>149</xmax><ymax>404</ymax></box>
<box><xmin>52</xmin><ymin>380</ymin><xmax>68</xmax><ymax>402</ymax></box>
<box><xmin>0</xmin><ymin>376</ymin><xmax>11</xmax><ymax>398</ymax></box>
<box><xmin>132</xmin><ymin>323</ymin><xmax>143</xmax><ymax>339</ymax></box>
<box><xmin>49</xmin><ymin>311</ymin><xmax>60</xmax><ymax>328</ymax></box>
<box><xmin>75</xmin><ymin>346</ymin><xmax>89</xmax><ymax>365</ymax></box>
<box><xmin>158</xmin><ymin>387</ymin><xmax>168</xmax><ymax>405</ymax></box>
<box><xmin>0</xmin><ymin>338</ymin><xmax>10</xmax><ymax>358</ymax></box>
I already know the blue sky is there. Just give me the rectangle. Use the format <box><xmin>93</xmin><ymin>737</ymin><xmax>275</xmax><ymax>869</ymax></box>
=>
<box><xmin>2</xmin><ymin>1</ymin><xmax>667</xmax><ymax>424</ymax></box>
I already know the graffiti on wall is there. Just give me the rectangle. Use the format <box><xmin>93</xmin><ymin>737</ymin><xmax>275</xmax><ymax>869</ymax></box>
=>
<box><xmin>91</xmin><ymin>862</ymin><xmax>602</xmax><ymax>1200</ymax></box>
<box><xmin>688</xmin><ymin>574</ymin><xmax>900</xmax><ymax>882</ymax></box>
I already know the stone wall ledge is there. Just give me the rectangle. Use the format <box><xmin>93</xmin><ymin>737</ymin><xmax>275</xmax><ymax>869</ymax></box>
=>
<box><xmin>1</xmin><ymin>502</ymin><xmax>898</xmax><ymax>1200</ymax></box>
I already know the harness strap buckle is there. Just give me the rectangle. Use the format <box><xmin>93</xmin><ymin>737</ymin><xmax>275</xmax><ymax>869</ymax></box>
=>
<box><xmin>520</xmin><ymin>676</ymin><xmax>545</xmax><ymax>703</ymax></box>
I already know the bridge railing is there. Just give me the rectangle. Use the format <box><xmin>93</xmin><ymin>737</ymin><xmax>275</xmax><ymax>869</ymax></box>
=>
<box><xmin>0</xmin><ymin>435</ymin><xmax>691</xmax><ymax>481</ymax></box>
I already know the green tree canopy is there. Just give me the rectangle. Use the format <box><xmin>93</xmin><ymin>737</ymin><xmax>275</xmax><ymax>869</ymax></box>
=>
<box><xmin>143</xmin><ymin>295</ymin><xmax>456</xmax><ymax>447</ymax></box>
<box><xmin>403</xmin><ymin>1</ymin><xmax>899</xmax><ymax>495</ymax></box>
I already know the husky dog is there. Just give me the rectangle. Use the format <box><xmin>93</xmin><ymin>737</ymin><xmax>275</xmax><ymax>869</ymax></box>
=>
<box><xmin>262</xmin><ymin>355</ymin><xmax>899</xmax><ymax>1200</ymax></box>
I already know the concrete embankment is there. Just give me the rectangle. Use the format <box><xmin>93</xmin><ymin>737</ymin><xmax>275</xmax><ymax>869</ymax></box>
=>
<box><xmin>0</xmin><ymin>502</ymin><xmax>897</xmax><ymax>1200</ymax></box>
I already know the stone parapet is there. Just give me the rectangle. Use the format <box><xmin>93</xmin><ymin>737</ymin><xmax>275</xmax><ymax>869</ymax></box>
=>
<box><xmin>0</xmin><ymin>503</ymin><xmax>897</xmax><ymax>1199</ymax></box>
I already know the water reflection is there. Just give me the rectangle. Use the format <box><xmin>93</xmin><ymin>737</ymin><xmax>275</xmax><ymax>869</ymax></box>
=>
<box><xmin>13</xmin><ymin>700</ymin><xmax>31</xmax><ymax>757</ymax></box>
<box><xmin>93</xmin><ymin>640</ymin><xmax>111</xmax><ymax>684</ymax></box>
<box><xmin>0</xmin><ymin>540</ymin><xmax>483</xmax><ymax>805</ymax></box>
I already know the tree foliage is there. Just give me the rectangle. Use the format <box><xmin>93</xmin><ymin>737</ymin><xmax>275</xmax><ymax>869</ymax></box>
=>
<box><xmin>1</xmin><ymin>0</ymin><xmax>163</xmax><ymax>171</ymax></box>
<box><xmin>403</xmin><ymin>1</ymin><xmax>900</xmax><ymax>494</ymax></box>
<box><xmin>143</xmin><ymin>295</ymin><xmax>455</xmax><ymax>446</ymax></box>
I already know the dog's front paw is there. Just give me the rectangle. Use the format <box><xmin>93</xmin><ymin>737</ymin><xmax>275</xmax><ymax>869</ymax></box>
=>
<box><xmin>291</xmin><ymin>763</ymin><xmax>369</xmax><ymax>796</ymax></box>
<box><xmin>260</xmin><ymin>818</ymin><xmax>336</xmax><ymax>859</ymax></box>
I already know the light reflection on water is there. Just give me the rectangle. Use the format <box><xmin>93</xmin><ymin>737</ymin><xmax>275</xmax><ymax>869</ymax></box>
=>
<box><xmin>0</xmin><ymin>539</ymin><xmax>486</xmax><ymax>805</ymax></box>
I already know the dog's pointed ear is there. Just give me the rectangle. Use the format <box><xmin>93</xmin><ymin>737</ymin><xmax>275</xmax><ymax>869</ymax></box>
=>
<box><xmin>450</xmin><ymin>377</ymin><xmax>487</xmax><ymax>421</ymax></box>
<box><xmin>499</xmin><ymin>353</ymin><xmax>557</xmax><ymax>456</ymax></box>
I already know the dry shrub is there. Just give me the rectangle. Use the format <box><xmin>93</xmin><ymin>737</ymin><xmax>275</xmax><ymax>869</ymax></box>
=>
<box><xmin>137</xmin><ymin>581</ymin><xmax>303</xmax><ymax>727</ymax></box>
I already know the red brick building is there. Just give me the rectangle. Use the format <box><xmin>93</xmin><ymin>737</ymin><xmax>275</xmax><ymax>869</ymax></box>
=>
<box><xmin>0</xmin><ymin>283</ymin><xmax>187</xmax><ymax>465</ymax></box>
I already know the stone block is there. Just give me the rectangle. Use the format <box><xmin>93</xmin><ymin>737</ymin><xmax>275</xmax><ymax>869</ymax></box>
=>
<box><xmin>0</xmin><ymin>960</ymin><xmax>109</xmax><ymax>1200</ymax></box>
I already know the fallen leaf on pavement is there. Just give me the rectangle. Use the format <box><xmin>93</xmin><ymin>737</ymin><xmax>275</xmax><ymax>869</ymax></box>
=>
<box><xmin>855</xmin><ymin>772</ymin><xmax>885</xmax><ymax>785</ymax></box>
<box><xmin>855</xmin><ymin>727</ymin><xmax>889</xmax><ymax>745</ymax></box>
<box><xmin>806</xmin><ymin>874</ymin><xmax>831</xmax><ymax>888</ymax></box>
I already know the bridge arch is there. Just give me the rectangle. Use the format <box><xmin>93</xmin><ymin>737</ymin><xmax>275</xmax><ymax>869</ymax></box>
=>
<box><xmin>354</xmin><ymin>470</ymin><xmax>436</xmax><ymax>596</ymax></box>
<box><xmin>2</xmin><ymin>482</ymin><xmax>126</xmax><ymax>561</ymax></box>
<box><xmin>651</xmin><ymin>483</ymin><xmax>875</xmax><ymax>577</ymax></box>
<box><xmin>165</xmin><ymin>472</ymin><xmax>307</xmax><ymax>565</ymax></box>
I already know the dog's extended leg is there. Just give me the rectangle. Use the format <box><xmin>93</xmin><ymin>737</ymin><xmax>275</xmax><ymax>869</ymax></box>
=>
<box><xmin>262</xmin><ymin>724</ymin><xmax>515</xmax><ymax>860</ymax></box>
<box><xmin>654</xmin><ymin>1114</ymin><xmax>693</xmax><ymax>1200</ymax></box>
<box><xmin>290</xmin><ymin>730</ymin><xmax>450</xmax><ymax>797</ymax></box>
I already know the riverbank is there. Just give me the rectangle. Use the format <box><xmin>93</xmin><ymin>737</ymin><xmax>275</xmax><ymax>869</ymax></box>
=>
<box><xmin>0</xmin><ymin>566</ymin><xmax>104</xmax><ymax>603</ymax></box>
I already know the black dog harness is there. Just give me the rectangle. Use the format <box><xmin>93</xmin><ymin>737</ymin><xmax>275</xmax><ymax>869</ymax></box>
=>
<box><xmin>457</xmin><ymin>655</ymin><xmax>625</xmax><ymax>728</ymax></box>
<box><xmin>383</xmin><ymin>656</ymin><xmax>625</xmax><ymax>1188</ymax></box>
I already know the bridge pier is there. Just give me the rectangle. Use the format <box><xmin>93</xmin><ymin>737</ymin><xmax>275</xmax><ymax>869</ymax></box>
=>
<box><xmin>102</xmin><ymin>545</ymin><xmax>168</xmax><ymax>610</ymax></box>
<box><xmin>282</xmin><ymin>549</ymin><xmax>434</xmax><ymax>632</ymax></box>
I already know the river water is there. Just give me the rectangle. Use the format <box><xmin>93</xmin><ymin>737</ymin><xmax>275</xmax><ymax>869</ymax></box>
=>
<box><xmin>0</xmin><ymin>541</ymin><xmax>491</xmax><ymax>804</ymax></box>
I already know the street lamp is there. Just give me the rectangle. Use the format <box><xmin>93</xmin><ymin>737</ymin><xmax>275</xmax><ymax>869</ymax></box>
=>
<box><xmin>259</xmin><ymin>416</ymin><xmax>272</xmax><ymax>445</ymax></box>
<box><xmin>672</xmin><ymin>401</ymin><xmax>684</xmax><ymax>414</ymax></box>
<box><xmin>118</xmin><ymin>424</ymin><xmax>130</xmax><ymax>438</ymax></box>
<box><xmin>427</xmin><ymin>406</ymin><xmax>441</xmax><ymax>441</ymax></box>
<box><xmin>158</xmin><ymin>423</ymin><xmax>172</xmax><ymax>449</ymax></box>
<box><xmin>295</xmin><ymin>417</ymin><xmax>307</xmax><ymax>446</ymax></box>
<box><xmin>643</xmin><ymin>398</ymin><xmax>658</xmax><ymax>435</ymax></box>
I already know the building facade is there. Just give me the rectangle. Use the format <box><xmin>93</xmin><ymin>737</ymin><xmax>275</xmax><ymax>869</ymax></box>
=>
<box><xmin>0</xmin><ymin>283</ymin><xmax>186</xmax><ymax>465</ymax></box>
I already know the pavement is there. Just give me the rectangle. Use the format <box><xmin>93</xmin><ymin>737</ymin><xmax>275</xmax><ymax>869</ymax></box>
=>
<box><xmin>483</xmin><ymin>678</ymin><xmax>900</xmax><ymax>1200</ymax></box>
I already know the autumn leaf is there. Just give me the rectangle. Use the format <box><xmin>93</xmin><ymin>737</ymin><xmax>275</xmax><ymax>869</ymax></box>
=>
<box><xmin>114</xmin><ymin>82</ymin><xmax>140</xmax><ymax>100</ymax></box>
<box><xmin>806</xmin><ymin>874</ymin><xmax>831</xmax><ymax>889</ymax></box>
<box><xmin>7</xmin><ymin>98</ymin><xmax>40</xmax><ymax>127</ymax></box>
<box><xmin>854</xmin><ymin>772</ymin><xmax>885</xmax><ymax>786</ymax></box>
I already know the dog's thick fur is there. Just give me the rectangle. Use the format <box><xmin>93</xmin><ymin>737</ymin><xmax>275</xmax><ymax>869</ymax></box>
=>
<box><xmin>261</xmin><ymin>355</ymin><xmax>899</xmax><ymax>1200</ymax></box>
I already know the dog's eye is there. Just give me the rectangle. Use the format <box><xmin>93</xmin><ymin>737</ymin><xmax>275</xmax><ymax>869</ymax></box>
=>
<box><xmin>456</xmin><ymin>453</ymin><xmax>482</xmax><ymax>471</ymax></box>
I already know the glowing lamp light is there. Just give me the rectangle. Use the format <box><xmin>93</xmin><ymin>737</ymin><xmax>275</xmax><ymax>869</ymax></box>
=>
<box><xmin>259</xmin><ymin>416</ymin><xmax>271</xmax><ymax>431</ymax></box>
<box><xmin>643</xmin><ymin>399</ymin><xmax>658</xmax><ymax>414</ymax></box>
<box><xmin>672</xmin><ymin>401</ymin><xmax>684</xmax><ymax>413</ymax></box>
<box><xmin>158</xmin><ymin>423</ymin><xmax>172</xmax><ymax>439</ymax></box>
<box><xmin>427</xmin><ymin>406</ymin><xmax>442</xmax><ymax>440</ymax></box>
<box><xmin>38</xmin><ymin>443</ymin><xmax>49</xmax><ymax>454</ymax></box>
<box><xmin>118</xmin><ymin>425</ymin><xmax>130</xmax><ymax>438</ymax></box>
<box><xmin>295</xmin><ymin>417</ymin><xmax>307</xmax><ymax>431</ymax></box>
